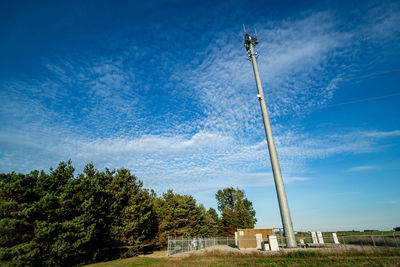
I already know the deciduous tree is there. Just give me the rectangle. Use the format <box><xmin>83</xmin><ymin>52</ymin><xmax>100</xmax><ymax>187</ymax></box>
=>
<box><xmin>215</xmin><ymin>187</ymin><xmax>256</xmax><ymax>236</ymax></box>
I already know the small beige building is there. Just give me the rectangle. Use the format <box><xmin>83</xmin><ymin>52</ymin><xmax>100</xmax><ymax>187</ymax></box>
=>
<box><xmin>236</xmin><ymin>228</ymin><xmax>274</xmax><ymax>250</ymax></box>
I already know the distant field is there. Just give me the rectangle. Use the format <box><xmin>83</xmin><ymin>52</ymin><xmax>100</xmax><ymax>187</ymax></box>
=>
<box><xmin>335</xmin><ymin>231</ymin><xmax>397</xmax><ymax>236</ymax></box>
<box><xmin>86</xmin><ymin>248</ymin><xmax>400</xmax><ymax>267</ymax></box>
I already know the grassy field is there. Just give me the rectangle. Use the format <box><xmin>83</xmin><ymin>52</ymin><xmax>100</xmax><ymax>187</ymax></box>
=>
<box><xmin>85</xmin><ymin>248</ymin><xmax>400</xmax><ymax>267</ymax></box>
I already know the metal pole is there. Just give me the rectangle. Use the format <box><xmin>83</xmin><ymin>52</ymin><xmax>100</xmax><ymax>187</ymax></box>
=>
<box><xmin>244</xmin><ymin>32</ymin><xmax>297</xmax><ymax>248</ymax></box>
<box><xmin>167</xmin><ymin>236</ymin><xmax>170</xmax><ymax>256</ymax></box>
<box><xmin>382</xmin><ymin>232</ymin><xmax>387</xmax><ymax>246</ymax></box>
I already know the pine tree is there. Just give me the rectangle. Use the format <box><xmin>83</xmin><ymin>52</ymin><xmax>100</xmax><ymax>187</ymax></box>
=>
<box><xmin>0</xmin><ymin>161</ymin><xmax>157</xmax><ymax>265</ymax></box>
<box><xmin>153</xmin><ymin>190</ymin><xmax>210</xmax><ymax>247</ymax></box>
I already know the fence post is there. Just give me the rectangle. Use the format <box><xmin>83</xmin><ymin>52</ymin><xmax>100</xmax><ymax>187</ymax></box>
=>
<box><xmin>167</xmin><ymin>236</ymin><xmax>170</xmax><ymax>256</ymax></box>
<box><xmin>382</xmin><ymin>233</ymin><xmax>387</xmax><ymax>247</ymax></box>
<box><xmin>371</xmin><ymin>236</ymin><xmax>376</xmax><ymax>247</ymax></box>
<box><xmin>342</xmin><ymin>236</ymin><xmax>346</xmax><ymax>246</ymax></box>
<box><xmin>393</xmin><ymin>233</ymin><xmax>399</xmax><ymax>248</ymax></box>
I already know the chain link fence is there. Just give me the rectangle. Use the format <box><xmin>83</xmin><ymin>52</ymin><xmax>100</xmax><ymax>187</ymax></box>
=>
<box><xmin>167</xmin><ymin>234</ymin><xmax>400</xmax><ymax>255</ymax></box>
<box><xmin>167</xmin><ymin>237</ymin><xmax>236</xmax><ymax>255</ymax></box>
<box><xmin>277</xmin><ymin>233</ymin><xmax>400</xmax><ymax>248</ymax></box>
<box><xmin>337</xmin><ymin>234</ymin><xmax>399</xmax><ymax>247</ymax></box>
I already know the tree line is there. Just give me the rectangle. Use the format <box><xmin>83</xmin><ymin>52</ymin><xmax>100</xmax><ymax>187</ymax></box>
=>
<box><xmin>0</xmin><ymin>161</ymin><xmax>256</xmax><ymax>265</ymax></box>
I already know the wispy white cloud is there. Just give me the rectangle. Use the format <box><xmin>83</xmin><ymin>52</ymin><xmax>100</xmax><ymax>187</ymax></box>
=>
<box><xmin>1</xmin><ymin>5</ymin><xmax>399</xmax><ymax>199</ymax></box>
<box><xmin>347</xmin><ymin>165</ymin><xmax>379</xmax><ymax>172</ymax></box>
<box><xmin>1</xmin><ymin>122</ymin><xmax>397</xmax><ymax>196</ymax></box>
<box><xmin>365</xmin><ymin>2</ymin><xmax>400</xmax><ymax>42</ymax></box>
<box><xmin>170</xmin><ymin>11</ymin><xmax>359</xmax><ymax>145</ymax></box>
<box><xmin>363</xmin><ymin>130</ymin><xmax>400</xmax><ymax>138</ymax></box>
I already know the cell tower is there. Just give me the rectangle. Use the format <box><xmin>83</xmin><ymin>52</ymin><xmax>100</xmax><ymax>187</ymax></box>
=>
<box><xmin>243</xmin><ymin>26</ymin><xmax>297</xmax><ymax>248</ymax></box>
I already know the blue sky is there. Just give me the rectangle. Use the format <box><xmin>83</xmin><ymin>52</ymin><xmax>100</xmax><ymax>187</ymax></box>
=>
<box><xmin>1</xmin><ymin>0</ymin><xmax>399</xmax><ymax>231</ymax></box>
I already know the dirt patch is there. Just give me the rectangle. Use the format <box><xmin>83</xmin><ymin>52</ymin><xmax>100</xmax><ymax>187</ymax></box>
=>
<box><xmin>138</xmin><ymin>250</ymin><xmax>168</xmax><ymax>258</ymax></box>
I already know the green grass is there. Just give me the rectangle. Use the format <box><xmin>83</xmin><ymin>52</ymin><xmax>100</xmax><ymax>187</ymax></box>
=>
<box><xmin>85</xmin><ymin>248</ymin><xmax>400</xmax><ymax>267</ymax></box>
